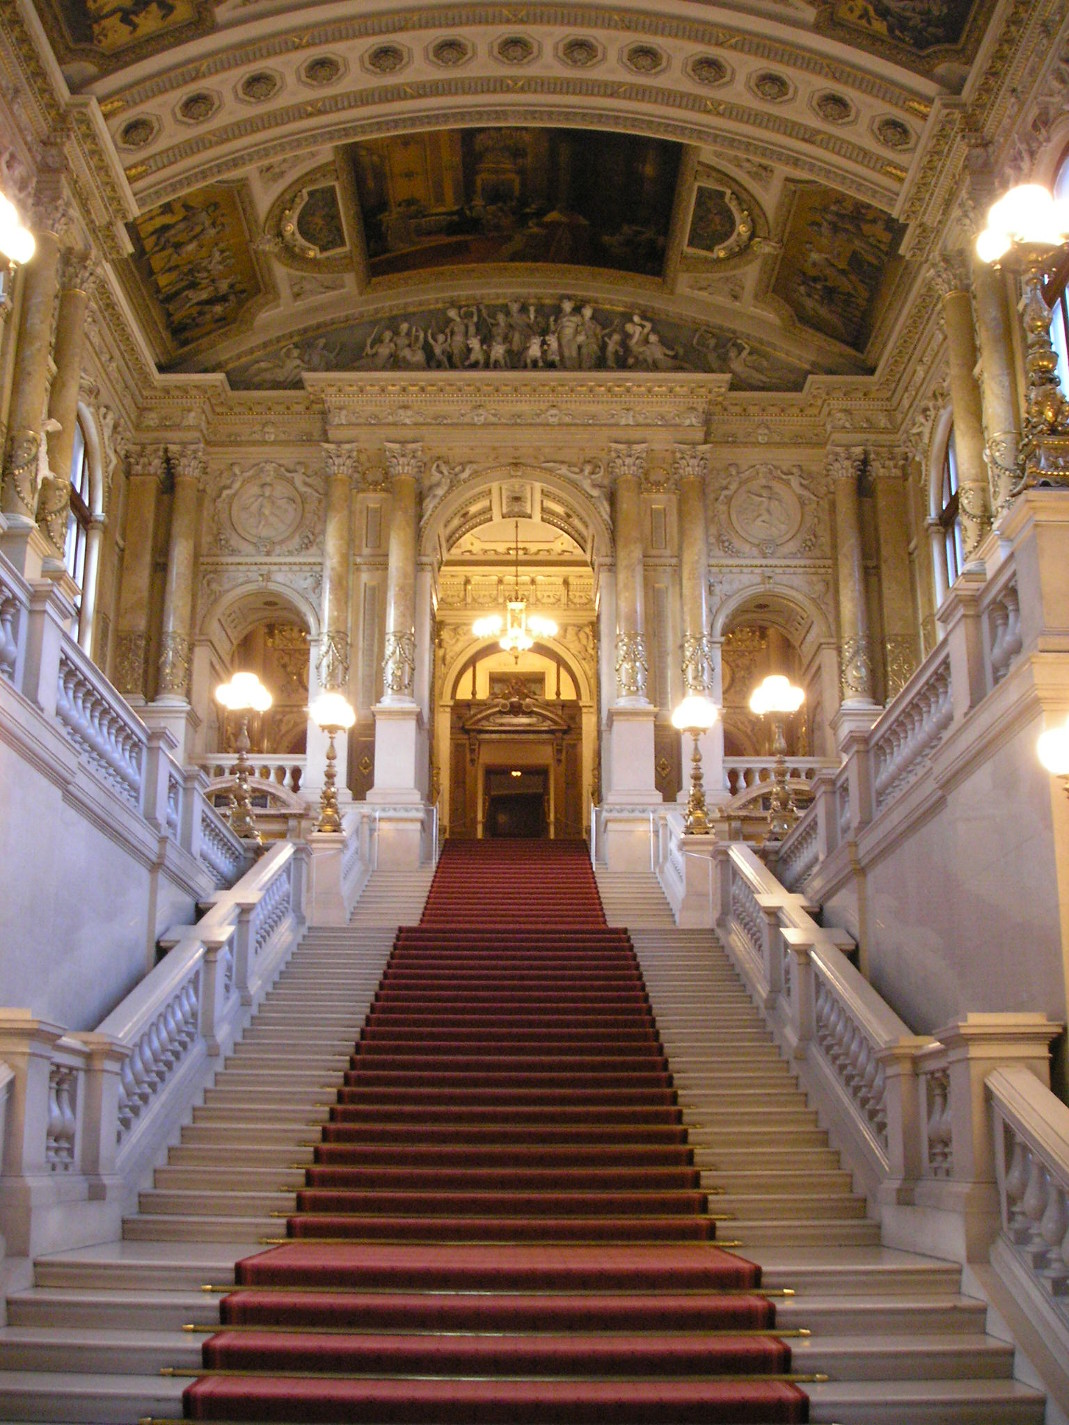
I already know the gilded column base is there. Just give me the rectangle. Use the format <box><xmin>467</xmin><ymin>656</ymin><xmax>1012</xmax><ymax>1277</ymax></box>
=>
<box><xmin>157</xmin><ymin>632</ymin><xmax>192</xmax><ymax>701</ymax></box>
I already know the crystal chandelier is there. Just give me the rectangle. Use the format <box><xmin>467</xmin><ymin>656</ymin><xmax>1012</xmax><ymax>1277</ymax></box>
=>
<box><xmin>472</xmin><ymin>519</ymin><xmax>558</xmax><ymax>659</ymax></box>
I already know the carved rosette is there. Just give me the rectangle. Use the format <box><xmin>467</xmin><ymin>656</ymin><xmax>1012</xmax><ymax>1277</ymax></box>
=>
<box><xmin>383</xmin><ymin>629</ymin><xmax>416</xmax><ymax>698</ymax></box>
<box><xmin>317</xmin><ymin>630</ymin><xmax>351</xmax><ymax>690</ymax></box>
<box><xmin>158</xmin><ymin>632</ymin><xmax>192</xmax><ymax>699</ymax></box>
<box><xmin>681</xmin><ymin>634</ymin><xmax>716</xmax><ymax>695</ymax></box>
<box><xmin>615</xmin><ymin>632</ymin><xmax>649</xmax><ymax>700</ymax></box>
<box><xmin>840</xmin><ymin>636</ymin><xmax>874</xmax><ymax>702</ymax></box>
<box><xmin>1</xmin><ymin>428</ymin><xmax>40</xmax><ymax>520</ymax></box>
<box><xmin>114</xmin><ymin>632</ymin><xmax>148</xmax><ymax>696</ymax></box>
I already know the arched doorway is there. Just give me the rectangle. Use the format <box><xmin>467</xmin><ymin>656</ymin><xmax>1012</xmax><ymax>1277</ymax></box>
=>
<box><xmin>424</xmin><ymin>472</ymin><xmax>605</xmax><ymax>839</ymax></box>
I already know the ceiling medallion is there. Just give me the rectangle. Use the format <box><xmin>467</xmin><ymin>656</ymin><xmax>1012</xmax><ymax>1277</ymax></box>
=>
<box><xmin>300</xmin><ymin>55</ymin><xmax>343</xmax><ymax>86</ymax></box>
<box><xmin>875</xmin><ymin>116</ymin><xmax>914</xmax><ymax>149</ymax></box>
<box><xmin>239</xmin><ymin>70</ymin><xmax>282</xmax><ymax>103</ymax></box>
<box><xmin>430</xmin><ymin>37</ymin><xmax>472</xmax><ymax>66</ymax></box>
<box><xmin>752</xmin><ymin>70</ymin><xmax>791</xmax><ymax>102</ymax></box>
<box><xmin>688</xmin><ymin>55</ymin><xmax>729</xmax><ymax>86</ymax></box>
<box><xmin>623</xmin><ymin>43</ymin><xmax>666</xmax><ymax>74</ymax></box>
<box><xmin>494</xmin><ymin>34</ymin><xmax>537</xmax><ymax>64</ymax></box>
<box><xmin>177</xmin><ymin>90</ymin><xmax>219</xmax><ymax>123</ymax></box>
<box><xmin>365</xmin><ymin>43</ymin><xmax>407</xmax><ymax>74</ymax></box>
<box><xmin>560</xmin><ymin>36</ymin><xmax>601</xmax><ymax>67</ymax></box>
<box><xmin>814</xmin><ymin>91</ymin><xmax>854</xmax><ymax>124</ymax></box>
<box><xmin>118</xmin><ymin>115</ymin><xmax>158</xmax><ymax>148</ymax></box>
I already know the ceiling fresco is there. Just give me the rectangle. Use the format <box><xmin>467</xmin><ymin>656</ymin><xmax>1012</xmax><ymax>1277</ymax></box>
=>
<box><xmin>347</xmin><ymin>128</ymin><xmax>681</xmax><ymax>279</ymax></box>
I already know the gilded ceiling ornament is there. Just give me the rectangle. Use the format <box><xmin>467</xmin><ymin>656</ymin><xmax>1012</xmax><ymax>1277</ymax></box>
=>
<box><xmin>240</xmin><ymin>71</ymin><xmax>282</xmax><ymax>103</ymax></box>
<box><xmin>688</xmin><ymin>55</ymin><xmax>729</xmax><ymax>85</ymax></box>
<box><xmin>118</xmin><ymin>115</ymin><xmax>157</xmax><ymax>148</ymax></box>
<box><xmin>300</xmin><ymin>55</ymin><xmax>342</xmax><ymax>86</ymax></box>
<box><xmin>752</xmin><ymin>71</ymin><xmax>791</xmax><ymax>102</ymax></box>
<box><xmin>875</xmin><ymin>116</ymin><xmax>914</xmax><ymax>149</ymax></box>
<box><xmin>429</xmin><ymin>37</ymin><xmax>471</xmax><ymax>66</ymax></box>
<box><xmin>176</xmin><ymin>90</ymin><xmax>218</xmax><ymax>123</ymax></box>
<box><xmin>494</xmin><ymin>35</ymin><xmax>536</xmax><ymax>64</ymax></box>
<box><xmin>815</xmin><ymin>92</ymin><xmax>854</xmax><ymax>124</ymax></box>
<box><xmin>560</xmin><ymin>37</ymin><xmax>600</xmax><ymax>67</ymax></box>
<box><xmin>365</xmin><ymin>44</ymin><xmax>406</xmax><ymax>73</ymax></box>
<box><xmin>686</xmin><ymin>186</ymin><xmax>754</xmax><ymax>261</ymax></box>
<box><xmin>624</xmin><ymin>44</ymin><xmax>666</xmax><ymax>74</ymax></box>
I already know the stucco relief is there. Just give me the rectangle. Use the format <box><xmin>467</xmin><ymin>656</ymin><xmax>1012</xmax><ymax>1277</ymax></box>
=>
<box><xmin>196</xmin><ymin>565</ymin><xmax>323</xmax><ymax>635</ymax></box>
<box><xmin>210</xmin><ymin>461</ymin><xmax>324</xmax><ymax>556</ymax></box>
<box><xmin>713</xmin><ymin>463</ymin><xmax>827</xmax><ymax>558</ymax></box>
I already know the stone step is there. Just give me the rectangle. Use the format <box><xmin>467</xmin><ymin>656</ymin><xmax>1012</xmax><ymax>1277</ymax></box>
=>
<box><xmin>805</xmin><ymin>1378</ymin><xmax>1044</xmax><ymax>1424</ymax></box>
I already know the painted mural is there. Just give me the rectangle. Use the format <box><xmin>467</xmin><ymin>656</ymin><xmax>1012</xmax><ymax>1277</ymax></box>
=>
<box><xmin>771</xmin><ymin>187</ymin><xmax>902</xmax><ymax>352</ymax></box>
<box><xmin>128</xmin><ymin>185</ymin><xmax>263</xmax><ymax>350</ymax></box>
<box><xmin>40</xmin><ymin>0</ymin><xmax>210</xmax><ymax>64</ymax></box>
<box><xmin>830</xmin><ymin>0</ymin><xmax>976</xmax><ymax>50</ymax></box>
<box><xmin>347</xmin><ymin>128</ymin><xmax>681</xmax><ymax>278</ymax></box>
<box><xmin>224</xmin><ymin>297</ymin><xmax>813</xmax><ymax>390</ymax></box>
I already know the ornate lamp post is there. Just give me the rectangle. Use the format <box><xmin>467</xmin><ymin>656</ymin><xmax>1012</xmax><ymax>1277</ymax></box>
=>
<box><xmin>976</xmin><ymin>183</ymin><xmax>1069</xmax><ymax>491</ymax></box>
<box><xmin>749</xmin><ymin>674</ymin><xmax>805</xmax><ymax>841</ymax></box>
<box><xmin>215</xmin><ymin>672</ymin><xmax>272</xmax><ymax>844</ymax></box>
<box><xmin>671</xmin><ymin>693</ymin><xmax>719</xmax><ymax>835</ymax></box>
<box><xmin>1037</xmin><ymin>716</ymin><xmax>1069</xmax><ymax>798</ymax></box>
<box><xmin>308</xmin><ymin>690</ymin><xmax>356</xmax><ymax>834</ymax></box>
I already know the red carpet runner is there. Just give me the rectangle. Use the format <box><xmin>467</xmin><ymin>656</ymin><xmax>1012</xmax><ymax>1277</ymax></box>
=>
<box><xmin>183</xmin><ymin>838</ymin><xmax>808</xmax><ymax>1422</ymax></box>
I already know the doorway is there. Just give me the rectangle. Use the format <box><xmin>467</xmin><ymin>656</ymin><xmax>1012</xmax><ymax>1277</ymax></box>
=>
<box><xmin>484</xmin><ymin>768</ymin><xmax>548</xmax><ymax>838</ymax></box>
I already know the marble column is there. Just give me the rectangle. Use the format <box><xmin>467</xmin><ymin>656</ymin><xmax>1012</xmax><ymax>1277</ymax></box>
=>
<box><xmin>971</xmin><ymin>256</ymin><xmax>1021</xmax><ymax>520</ymax></box>
<box><xmin>37</xmin><ymin>249</ymin><xmax>93</xmax><ymax>568</ymax></box>
<box><xmin>830</xmin><ymin>446</ymin><xmax>878</xmax><ymax>743</ymax></box>
<box><xmin>602</xmin><ymin>442</ymin><xmax>659</xmax><ymax>868</ymax></box>
<box><xmin>611</xmin><ymin>442</ymin><xmax>649</xmax><ymax>706</ymax></box>
<box><xmin>318</xmin><ymin>443</ymin><xmax>356</xmax><ymax>692</ymax></box>
<box><xmin>0</xmin><ymin>196</ymin><xmax>62</xmax><ymax>578</ymax></box>
<box><xmin>932</xmin><ymin>256</ymin><xmax>991</xmax><ymax>566</ymax></box>
<box><xmin>673</xmin><ymin>442</ymin><xmax>726</xmax><ymax>808</ymax></box>
<box><xmin>369</xmin><ymin>442</ymin><xmax>427</xmax><ymax>861</ymax></box>
<box><xmin>113</xmin><ymin>445</ymin><xmax>166</xmax><ymax>702</ymax></box>
<box><xmin>306</xmin><ymin>443</ymin><xmax>358</xmax><ymax>798</ymax></box>
<box><xmin>157</xmin><ymin>445</ymin><xmax>201</xmax><ymax>703</ymax></box>
<box><xmin>870</xmin><ymin>449</ymin><xmax>917</xmax><ymax>702</ymax></box>
<box><xmin>78</xmin><ymin>515</ymin><xmax>105</xmax><ymax>657</ymax></box>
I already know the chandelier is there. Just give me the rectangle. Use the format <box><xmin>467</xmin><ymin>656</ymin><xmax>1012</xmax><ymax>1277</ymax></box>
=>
<box><xmin>472</xmin><ymin>519</ymin><xmax>558</xmax><ymax>659</ymax></box>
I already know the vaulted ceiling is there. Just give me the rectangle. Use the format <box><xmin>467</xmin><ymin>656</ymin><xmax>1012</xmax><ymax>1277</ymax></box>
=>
<box><xmin>38</xmin><ymin>0</ymin><xmax>999</xmax><ymax>392</ymax></box>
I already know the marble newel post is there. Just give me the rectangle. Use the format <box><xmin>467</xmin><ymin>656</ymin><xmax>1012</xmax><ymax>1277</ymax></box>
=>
<box><xmin>369</xmin><ymin>441</ymin><xmax>427</xmax><ymax>864</ymax></box>
<box><xmin>830</xmin><ymin>446</ymin><xmax>879</xmax><ymax>748</ymax></box>
<box><xmin>305</xmin><ymin>443</ymin><xmax>357</xmax><ymax>796</ymax></box>
<box><xmin>148</xmin><ymin>444</ymin><xmax>201</xmax><ymax>760</ymax></box>
<box><xmin>36</xmin><ymin>249</ymin><xmax>94</xmax><ymax>587</ymax></box>
<box><xmin>0</xmin><ymin>183</ymin><xmax>63</xmax><ymax>582</ymax></box>
<box><xmin>675</xmin><ymin>442</ymin><xmax>726</xmax><ymax>809</ymax></box>
<box><xmin>932</xmin><ymin>255</ymin><xmax>992</xmax><ymax>565</ymax></box>
<box><xmin>601</xmin><ymin>442</ymin><xmax>660</xmax><ymax>869</ymax></box>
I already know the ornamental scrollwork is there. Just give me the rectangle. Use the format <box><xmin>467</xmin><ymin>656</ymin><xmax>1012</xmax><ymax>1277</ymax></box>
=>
<box><xmin>383</xmin><ymin>629</ymin><xmax>416</xmax><ymax>698</ymax></box>
<box><xmin>840</xmin><ymin>635</ymin><xmax>874</xmax><ymax>702</ymax></box>
<box><xmin>158</xmin><ymin>632</ymin><xmax>192</xmax><ymax>700</ymax></box>
<box><xmin>317</xmin><ymin>630</ymin><xmax>350</xmax><ymax>690</ymax></box>
<box><xmin>681</xmin><ymin>634</ymin><xmax>716</xmax><ymax>695</ymax></box>
<box><xmin>615</xmin><ymin>632</ymin><xmax>648</xmax><ymax>701</ymax></box>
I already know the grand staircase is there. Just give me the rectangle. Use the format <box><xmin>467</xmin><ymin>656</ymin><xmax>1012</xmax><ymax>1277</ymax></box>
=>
<box><xmin>0</xmin><ymin>846</ymin><xmax>1046</xmax><ymax>1422</ymax></box>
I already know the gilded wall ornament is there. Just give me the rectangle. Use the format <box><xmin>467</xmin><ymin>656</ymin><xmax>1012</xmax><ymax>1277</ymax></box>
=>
<box><xmin>840</xmin><ymin>635</ymin><xmax>874</xmax><ymax>701</ymax></box>
<box><xmin>685</xmin><ymin>186</ymin><xmax>754</xmax><ymax>261</ymax></box>
<box><xmin>158</xmin><ymin>632</ymin><xmax>192</xmax><ymax>699</ymax></box>
<box><xmin>681</xmin><ymin>634</ymin><xmax>716</xmax><ymax>694</ymax></box>
<box><xmin>113</xmin><ymin>632</ymin><xmax>148</xmax><ymax>696</ymax></box>
<box><xmin>884</xmin><ymin>635</ymin><xmax>917</xmax><ymax>700</ymax></box>
<box><xmin>383</xmin><ymin>629</ymin><xmax>416</xmax><ymax>698</ymax></box>
<box><xmin>615</xmin><ymin>633</ymin><xmax>649</xmax><ymax>701</ymax></box>
<box><xmin>317</xmin><ymin>630</ymin><xmax>350</xmax><ymax>690</ymax></box>
<box><xmin>1</xmin><ymin>429</ymin><xmax>40</xmax><ymax>521</ymax></box>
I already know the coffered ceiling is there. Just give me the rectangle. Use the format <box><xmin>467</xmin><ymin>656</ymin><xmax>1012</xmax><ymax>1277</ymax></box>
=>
<box><xmin>34</xmin><ymin>0</ymin><xmax>1001</xmax><ymax>391</ymax></box>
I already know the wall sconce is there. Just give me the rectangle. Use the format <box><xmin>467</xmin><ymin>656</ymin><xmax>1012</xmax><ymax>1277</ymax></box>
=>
<box><xmin>308</xmin><ymin>690</ymin><xmax>356</xmax><ymax>834</ymax></box>
<box><xmin>215</xmin><ymin>671</ymin><xmax>272</xmax><ymax>844</ymax></box>
<box><xmin>671</xmin><ymin>693</ymin><xmax>719</xmax><ymax>835</ymax></box>
<box><xmin>749</xmin><ymin>674</ymin><xmax>805</xmax><ymax>841</ymax></box>
<box><xmin>0</xmin><ymin>192</ymin><xmax>35</xmax><ymax>267</ymax></box>
<box><xmin>1037</xmin><ymin>716</ymin><xmax>1069</xmax><ymax>798</ymax></box>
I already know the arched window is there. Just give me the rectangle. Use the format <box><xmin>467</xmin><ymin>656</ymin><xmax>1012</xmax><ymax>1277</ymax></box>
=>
<box><xmin>938</xmin><ymin>428</ymin><xmax>962</xmax><ymax>587</ymax></box>
<box><xmin>64</xmin><ymin>416</ymin><xmax>92</xmax><ymax>634</ymax></box>
<box><xmin>928</xmin><ymin>413</ymin><xmax>962</xmax><ymax>614</ymax></box>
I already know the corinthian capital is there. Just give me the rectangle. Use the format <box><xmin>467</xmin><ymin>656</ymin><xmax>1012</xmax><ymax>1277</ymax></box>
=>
<box><xmin>129</xmin><ymin>444</ymin><xmax>168</xmax><ymax>483</ymax></box>
<box><xmin>59</xmin><ymin>247</ymin><xmax>96</xmax><ymax>293</ymax></box>
<box><xmin>927</xmin><ymin>251</ymin><xmax>970</xmax><ymax>300</ymax></box>
<box><xmin>384</xmin><ymin>440</ymin><xmax>424</xmax><ymax>483</ymax></box>
<box><xmin>607</xmin><ymin>442</ymin><xmax>648</xmax><ymax>485</ymax></box>
<box><xmin>322</xmin><ymin>442</ymin><xmax>363</xmax><ymax>484</ymax></box>
<box><xmin>671</xmin><ymin>443</ymin><xmax>711</xmax><ymax>483</ymax></box>
<box><xmin>168</xmin><ymin>443</ymin><xmax>205</xmax><ymax>485</ymax></box>
<box><xmin>867</xmin><ymin>447</ymin><xmax>907</xmax><ymax>482</ymax></box>
<box><xmin>826</xmin><ymin>446</ymin><xmax>865</xmax><ymax>483</ymax></box>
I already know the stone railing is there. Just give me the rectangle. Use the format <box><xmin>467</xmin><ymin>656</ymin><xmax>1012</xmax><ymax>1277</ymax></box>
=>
<box><xmin>989</xmin><ymin>1066</ymin><xmax>1069</xmax><ymax>1374</ymax></box>
<box><xmin>870</xmin><ymin>646</ymin><xmax>953</xmax><ymax>812</ymax></box>
<box><xmin>980</xmin><ymin>560</ymin><xmax>1023</xmax><ymax>692</ymax></box>
<box><xmin>0</xmin><ymin>840</ymin><xmax>310</xmax><ymax>1263</ymax></box>
<box><xmin>194</xmin><ymin>754</ymin><xmax>307</xmax><ymax>795</ymax></box>
<box><xmin>0</xmin><ymin>549</ymin><xmax>245</xmax><ymax>890</ymax></box>
<box><xmin>722</xmin><ymin>756</ymin><xmax>834</xmax><ymax>801</ymax></box>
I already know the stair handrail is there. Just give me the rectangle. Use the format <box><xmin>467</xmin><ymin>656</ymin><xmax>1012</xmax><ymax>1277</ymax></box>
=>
<box><xmin>0</xmin><ymin>839</ymin><xmax>309</xmax><ymax>1263</ymax></box>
